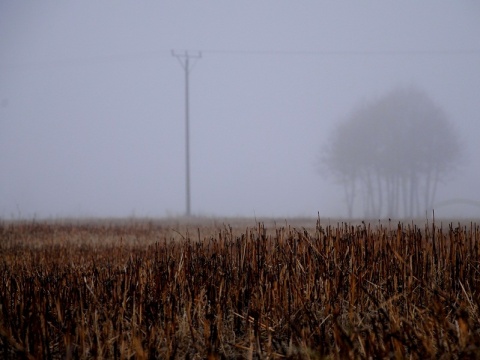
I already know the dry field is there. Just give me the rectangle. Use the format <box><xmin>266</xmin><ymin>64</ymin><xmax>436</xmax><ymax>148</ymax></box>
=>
<box><xmin>1</xmin><ymin>217</ymin><xmax>480</xmax><ymax>359</ymax></box>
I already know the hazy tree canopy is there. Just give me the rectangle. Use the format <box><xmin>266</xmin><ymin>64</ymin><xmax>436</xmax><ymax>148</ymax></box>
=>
<box><xmin>322</xmin><ymin>87</ymin><xmax>461</xmax><ymax>219</ymax></box>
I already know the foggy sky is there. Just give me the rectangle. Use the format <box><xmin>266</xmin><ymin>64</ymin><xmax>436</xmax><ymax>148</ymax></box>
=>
<box><xmin>1</xmin><ymin>2</ymin><xmax>479</xmax><ymax>219</ymax></box>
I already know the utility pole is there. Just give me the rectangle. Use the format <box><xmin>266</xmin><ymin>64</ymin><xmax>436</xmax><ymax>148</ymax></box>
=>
<box><xmin>172</xmin><ymin>50</ymin><xmax>201</xmax><ymax>217</ymax></box>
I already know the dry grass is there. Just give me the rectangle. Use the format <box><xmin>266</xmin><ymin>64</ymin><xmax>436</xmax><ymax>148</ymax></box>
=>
<box><xmin>1</xmin><ymin>217</ymin><xmax>480</xmax><ymax>359</ymax></box>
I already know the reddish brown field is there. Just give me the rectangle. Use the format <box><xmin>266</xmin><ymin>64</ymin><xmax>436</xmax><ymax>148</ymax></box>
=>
<box><xmin>1</xmin><ymin>217</ymin><xmax>480</xmax><ymax>359</ymax></box>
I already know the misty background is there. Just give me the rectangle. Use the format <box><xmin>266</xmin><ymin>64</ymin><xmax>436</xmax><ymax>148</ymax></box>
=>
<box><xmin>1</xmin><ymin>2</ymin><xmax>479</xmax><ymax>219</ymax></box>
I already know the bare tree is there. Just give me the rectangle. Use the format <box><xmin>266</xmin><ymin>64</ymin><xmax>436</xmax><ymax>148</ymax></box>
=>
<box><xmin>321</xmin><ymin>87</ymin><xmax>461</xmax><ymax>218</ymax></box>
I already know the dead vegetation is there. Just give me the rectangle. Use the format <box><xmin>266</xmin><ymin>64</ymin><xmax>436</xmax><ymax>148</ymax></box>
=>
<box><xmin>1</xmin><ymin>218</ymin><xmax>480</xmax><ymax>359</ymax></box>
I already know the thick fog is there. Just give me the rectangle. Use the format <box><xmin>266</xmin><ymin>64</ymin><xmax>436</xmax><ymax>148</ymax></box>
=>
<box><xmin>1</xmin><ymin>2</ymin><xmax>479</xmax><ymax>219</ymax></box>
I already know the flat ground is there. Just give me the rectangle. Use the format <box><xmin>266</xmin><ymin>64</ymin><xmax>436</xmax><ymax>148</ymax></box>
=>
<box><xmin>1</xmin><ymin>217</ymin><xmax>479</xmax><ymax>359</ymax></box>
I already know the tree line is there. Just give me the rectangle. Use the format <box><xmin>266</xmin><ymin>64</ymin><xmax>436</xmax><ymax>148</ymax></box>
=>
<box><xmin>321</xmin><ymin>87</ymin><xmax>461</xmax><ymax>218</ymax></box>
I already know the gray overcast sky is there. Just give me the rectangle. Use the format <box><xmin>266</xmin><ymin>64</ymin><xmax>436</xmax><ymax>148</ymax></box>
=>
<box><xmin>1</xmin><ymin>1</ymin><xmax>479</xmax><ymax>219</ymax></box>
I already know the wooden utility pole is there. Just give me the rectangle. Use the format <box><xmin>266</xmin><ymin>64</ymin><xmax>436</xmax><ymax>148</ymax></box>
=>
<box><xmin>172</xmin><ymin>50</ymin><xmax>201</xmax><ymax>216</ymax></box>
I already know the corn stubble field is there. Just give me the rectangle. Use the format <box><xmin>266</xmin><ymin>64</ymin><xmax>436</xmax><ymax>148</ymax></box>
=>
<box><xmin>1</xmin><ymin>217</ymin><xmax>480</xmax><ymax>359</ymax></box>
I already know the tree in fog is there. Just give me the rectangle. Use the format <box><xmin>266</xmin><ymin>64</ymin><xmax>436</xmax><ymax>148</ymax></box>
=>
<box><xmin>321</xmin><ymin>87</ymin><xmax>461</xmax><ymax>218</ymax></box>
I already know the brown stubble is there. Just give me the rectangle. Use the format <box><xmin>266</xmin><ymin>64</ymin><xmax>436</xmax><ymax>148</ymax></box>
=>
<box><xmin>1</xmin><ymin>218</ymin><xmax>480</xmax><ymax>358</ymax></box>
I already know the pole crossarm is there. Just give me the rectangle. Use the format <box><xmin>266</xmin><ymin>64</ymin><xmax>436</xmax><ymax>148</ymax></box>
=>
<box><xmin>171</xmin><ymin>50</ymin><xmax>201</xmax><ymax>217</ymax></box>
<box><xmin>171</xmin><ymin>50</ymin><xmax>202</xmax><ymax>71</ymax></box>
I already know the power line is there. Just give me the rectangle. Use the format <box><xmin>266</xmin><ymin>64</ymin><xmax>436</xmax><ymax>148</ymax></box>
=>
<box><xmin>201</xmin><ymin>49</ymin><xmax>480</xmax><ymax>56</ymax></box>
<box><xmin>2</xmin><ymin>48</ymin><xmax>479</xmax><ymax>70</ymax></box>
<box><xmin>172</xmin><ymin>50</ymin><xmax>202</xmax><ymax>217</ymax></box>
<box><xmin>1</xmin><ymin>50</ymin><xmax>172</xmax><ymax>70</ymax></box>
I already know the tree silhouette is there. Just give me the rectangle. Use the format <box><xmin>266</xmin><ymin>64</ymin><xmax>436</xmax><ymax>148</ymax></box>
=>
<box><xmin>321</xmin><ymin>87</ymin><xmax>461</xmax><ymax>218</ymax></box>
